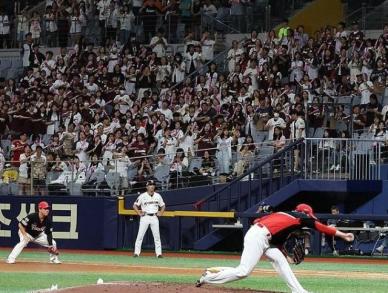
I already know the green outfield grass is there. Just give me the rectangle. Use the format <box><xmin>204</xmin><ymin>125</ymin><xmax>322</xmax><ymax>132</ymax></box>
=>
<box><xmin>0</xmin><ymin>251</ymin><xmax>387</xmax><ymax>293</ymax></box>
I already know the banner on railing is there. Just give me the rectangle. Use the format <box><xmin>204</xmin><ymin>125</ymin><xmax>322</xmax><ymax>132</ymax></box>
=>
<box><xmin>0</xmin><ymin>196</ymin><xmax>118</xmax><ymax>249</ymax></box>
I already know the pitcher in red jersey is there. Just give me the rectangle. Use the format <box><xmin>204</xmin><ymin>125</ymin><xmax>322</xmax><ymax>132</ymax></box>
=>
<box><xmin>196</xmin><ymin>204</ymin><xmax>354</xmax><ymax>293</ymax></box>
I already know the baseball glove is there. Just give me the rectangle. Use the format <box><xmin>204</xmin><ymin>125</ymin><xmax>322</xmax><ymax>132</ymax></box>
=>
<box><xmin>282</xmin><ymin>231</ymin><xmax>306</xmax><ymax>265</ymax></box>
<box><xmin>48</xmin><ymin>246</ymin><xmax>59</xmax><ymax>255</ymax></box>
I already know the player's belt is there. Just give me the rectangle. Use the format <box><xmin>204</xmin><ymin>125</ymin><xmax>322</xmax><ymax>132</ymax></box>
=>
<box><xmin>256</xmin><ymin>223</ymin><xmax>272</xmax><ymax>239</ymax></box>
<box><xmin>146</xmin><ymin>213</ymin><xmax>156</xmax><ymax>216</ymax></box>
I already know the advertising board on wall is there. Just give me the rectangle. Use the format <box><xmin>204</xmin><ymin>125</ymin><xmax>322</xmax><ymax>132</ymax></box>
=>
<box><xmin>0</xmin><ymin>196</ymin><xmax>118</xmax><ymax>249</ymax></box>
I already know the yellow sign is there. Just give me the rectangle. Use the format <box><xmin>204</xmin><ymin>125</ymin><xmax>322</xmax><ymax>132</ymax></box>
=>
<box><xmin>117</xmin><ymin>197</ymin><xmax>235</xmax><ymax>218</ymax></box>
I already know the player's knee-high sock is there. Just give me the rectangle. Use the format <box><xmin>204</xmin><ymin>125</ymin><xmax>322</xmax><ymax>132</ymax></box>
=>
<box><xmin>265</xmin><ymin>248</ymin><xmax>308</xmax><ymax>293</ymax></box>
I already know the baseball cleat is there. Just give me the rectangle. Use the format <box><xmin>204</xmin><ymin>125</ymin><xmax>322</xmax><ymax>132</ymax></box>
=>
<box><xmin>5</xmin><ymin>259</ymin><xmax>15</xmax><ymax>264</ymax></box>
<box><xmin>133</xmin><ymin>254</ymin><xmax>139</xmax><ymax>258</ymax></box>
<box><xmin>49</xmin><ymin>257</ymin><xmax>62</xmax><ymax>264</ymax></box>
<box><xmin>376</xmin><ymin>245</ymin><xmax>384</xmax><ymax>254</ymax></box>
<box><xmin>195</xmin><ymin>268</ymin><xmax>212</xmax><ymax>287</ymax></box>
<box><xmin>156</xmin><ymin>255</ymin><xmax>163</xmax><ymax>258</ymax></box>
<box><xmin>206</xmin><ymin>267</ymin><xmax>221</xmax><ymax>273</ymax></box>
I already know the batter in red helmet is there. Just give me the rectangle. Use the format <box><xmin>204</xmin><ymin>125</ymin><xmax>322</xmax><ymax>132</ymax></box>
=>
<box><xmin>196</xmin><ymin>204</ymin><xmax>354</xmax><ymax>293</ymax></box>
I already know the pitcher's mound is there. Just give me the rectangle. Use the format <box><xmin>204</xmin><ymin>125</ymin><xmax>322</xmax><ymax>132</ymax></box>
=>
<box><xmin>53</xmin><ymin>282</ymin><xmax>277</xmax><ymax>292</ymax></box>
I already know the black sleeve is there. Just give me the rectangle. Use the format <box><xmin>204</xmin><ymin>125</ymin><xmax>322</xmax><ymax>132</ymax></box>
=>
<box><xmin>19</xmin><ymin>214</ymin><xmax>32</xmax><ymax>229</ymax></box>
<box><xmin>45</xmin><ymin>219</ymin><xmax>53</xmax><ymax>246</ymax></box>
<box><xmin>289</xmin><ymin>211</ymin><xmax>316</xmax><ymax>229</ymax></box>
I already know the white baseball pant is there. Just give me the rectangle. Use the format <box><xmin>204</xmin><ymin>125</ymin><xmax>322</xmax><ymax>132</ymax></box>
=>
<box><xmin>134</xmin><ymin>214</ymin><xmax>162</xmax><ymax>256</ymax></box>
<box><xmin>7</xmin><ymin>230</ymin><xmax>58</xmax><ymax>262</ymax></box>
<box><xmin>201</xmin><ymin>224</ymin><xmax>309</xmax><ymax>293</ymax></box>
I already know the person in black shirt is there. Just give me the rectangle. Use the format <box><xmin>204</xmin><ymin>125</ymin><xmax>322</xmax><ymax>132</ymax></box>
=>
<box><xmin>6</xmin><ymin>201</ymin><xmax>61</xmax><ymax>264</ymax></box>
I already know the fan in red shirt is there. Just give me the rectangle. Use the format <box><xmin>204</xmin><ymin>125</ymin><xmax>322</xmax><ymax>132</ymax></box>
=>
<box><xmin>196</xmin><ymin>204</ymin><xmax>354</xmax><ymax>293</ymax></box>
<box><xmin>11</xmin><ymin>133</ymin><xmax>29</xmax><ymax>167</ymax></box>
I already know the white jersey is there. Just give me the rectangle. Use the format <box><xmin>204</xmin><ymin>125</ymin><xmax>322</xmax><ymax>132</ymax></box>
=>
<box><xmin>135</xmin><ymin>192</ymin><xmax>165</xmax><ymax>214</ymax></box>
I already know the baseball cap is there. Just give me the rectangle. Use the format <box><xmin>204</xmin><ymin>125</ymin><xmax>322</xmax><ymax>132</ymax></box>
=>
<box><xmin>38</xmin><ymin>201</ymin><xmax>50</xmax><ymax>209</ymax></box>
<box><xmin>295</xmin><ymin>203</ymin><xmax>317</xmax><ymax>220</ymax></box>
<box><xmin>146</xmin><ymin>180</ymin><xmax>156</xmax><ymax>186</ymax></box>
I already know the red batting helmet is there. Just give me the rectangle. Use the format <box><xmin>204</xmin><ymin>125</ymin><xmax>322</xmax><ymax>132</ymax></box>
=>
<box><xmin>295</xmin><ymin>203</ymin><xmax>317</xmax><ymax>220</ymax></box>
<box><xmin>38</xmin><ymin>201</ymin><xmax>50</xmax><ymax>209</ymax></box>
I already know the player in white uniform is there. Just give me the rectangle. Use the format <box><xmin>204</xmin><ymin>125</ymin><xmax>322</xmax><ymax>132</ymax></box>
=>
<box><xmin>133</xmin><ymin>180</ymin><xmax>165</xmax><ymax>258</ymax></box>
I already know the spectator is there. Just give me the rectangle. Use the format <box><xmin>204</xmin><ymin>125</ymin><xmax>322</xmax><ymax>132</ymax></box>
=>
<box><xmin>277</xmin><ymin>18</ymin><xmax>290</xmax><ymax>41</ymax></box>
<box><xmin>44</xmin><ymin>6</ymin><xmax>58</xmax><ymax>47</ymax></box>
<box><xmin>0</xmin><ymin>147</ymin><xmax>5</xmax><ymax>176</ymax></box>
<box><xmin>201</xmin><ymin>0</ymin><xmax>217</xmax><ymax>31</ymax></box>
<box><xmin>230</xmin><ymin>0</ymin><xmax>244</xmax><ymax>32</ymax></box>
<box><xmin>265</xmin><ymin>112</ymin><xmax>286</xmax><ymax>141</ymax></box>
<box><xmin>232</xmin><ymin>143</ymin><xmax>253</xmax><ymax>177</ymax></box>
<box><xmin>11</xmin><ymin>133</ymin><xmax>29</xmax><ymax>167</ymax></box>
<box><xmin>214</xmin><ymin>128</ymin><xmax>232</xmax><ymax>174</ymax></box>
<box><xmin>111</xmin><ymin>145</ymin><xmax>131</xmax><ymax>191</ymax></box>
<box><xmin>69</xmin><ymin>8</ymin><xmax>84</xmax><ymax>46</ymax></box>
<box><xmin>118</xmin><ymin>5</ymin><xmax>135</xmax><ymax>45</ymax></box>
<box><xmin>16</xmin><ymin>9</ymin><xmax>29</xmax><ymax>48</ymax></box>
<box><xmin>18</xmin><ymin>145</ymin><xmax>32</xmax><ymax>195</ymax></box>
<box><xmin>0</xmin><ymin>8</ymin><xmax>10</xmax><ymax>48</ymax></box>
<box><xmin>22</xmin><ymin>33</ymin><xmax>33</xmax><ymax>68</ymax></box>
<box><xmin>185</xmin><ymin>44</ymin><xmax>201</xmax><ymax>74</ymax></box>
<box><xmin>29</xmin><ymin>11</ymin><xmax>41</xmax><ymax>45</ymax></box>
<box><xmin>97</xmin><ymin>0</ymin><xmax>111</xmax><ymax>45</ymax></box>
<box><xmin>170</xmin><ymin>147</ymin><xmax>188</xmax><ymax>174</ymax></box>
<box><xmin>179</xmin><ymin>0</ymin><xmax>192</xmax><ymax>32</ymax></box>
<box><xmin>31</xmin><ymin>145</ymin><xmax>47</xmax><ymax>195</ymax></box>
<box><xmin>201</xmin><ymin>31</ymin><xmax>215</xmax><ymax>63</ymax></box>
<box><xmin>140</xmin><ymin>0</ymin><xmax>160</xmax><ymax>43</ymax></box>
<box><xmin>290</xmin><ymin>110</ymin><xmax>305</xmax><ymax>171</ymax></box>
<box><xmin>150</xmin><ymin>28</ymin><xmax>167</xmax><ymax>58</ymax></box>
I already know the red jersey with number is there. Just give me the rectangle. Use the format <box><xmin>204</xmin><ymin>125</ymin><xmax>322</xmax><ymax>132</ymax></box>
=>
<box><xmin>254</xmin><ymin>212</ymin><xmax>337</xmax><ymax>245</ymax></box>
<box><xmin>11</xmin><ymin>140</ymin><xmax>28</xmax><ymax>166</ymax></box>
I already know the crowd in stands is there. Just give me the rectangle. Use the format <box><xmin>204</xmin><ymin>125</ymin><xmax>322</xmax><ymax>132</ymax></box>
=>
<box><xmin>0</xmin><ymin>0</ymin><xmax>387</xmax><ymax>195</ymax></box>
<box><xmin>0</xmin><ymin>0</ymin><xmax>228</xmax><ymax>48</ymax></box>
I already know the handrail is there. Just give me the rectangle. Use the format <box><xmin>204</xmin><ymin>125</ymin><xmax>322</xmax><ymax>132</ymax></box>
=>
<box><xmin>201</xmin><ymin>13</ymin><xmax>242</xmax><ymax>34</ymax></box>
<box><xmin>236</xmin><ymin>212</ymin><xmax>388</xmax><ymax>221</ymax></box>
<box><xmin>193</xmin><ymin>138</ymin><xmax>304</xmax><ymax>209</ymax></box>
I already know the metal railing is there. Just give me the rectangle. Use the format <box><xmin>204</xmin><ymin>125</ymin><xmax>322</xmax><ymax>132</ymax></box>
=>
<box><xmin>192</xmin><ymin>138</ymin><xmax>304</xmax><ymax>243</ymax></box>
<box><xmin>0</xmin><ymin>13</ymin><xmax>197</xmax><ymax>49</ymax></box>
<box><xmin>344</xmin><ymin>1</ymin><xmax>388</xmax><ymax>31</ymax></box>
<box><xmin>304</xmin><ymin>138</ymin><xmax>381</xmax><ymax>180</ymax></box>
<box><xmin>194</xmin><ymin>138</ymin><xmax>304</xmax><ymax>212</ymax></box>
<box><xmin>0</xmin><ymin>140</ymin><xmax>290</xmax><ymax>196</ymax></box>
<box><xmin>200</xmin><ymin>10</ymin><xmax>269</xmax><ymax>35</ymax></box>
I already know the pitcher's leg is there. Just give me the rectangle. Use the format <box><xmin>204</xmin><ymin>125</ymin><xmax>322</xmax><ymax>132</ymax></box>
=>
<box><xmin>265</xmin><ymin>248</ymin><xmax>309</xmax><ymax>293</ymax></box>
<box><xmin>202</xmin><ymin>225</ymin><xmax>267</xmax><ymax>284</ymax></box>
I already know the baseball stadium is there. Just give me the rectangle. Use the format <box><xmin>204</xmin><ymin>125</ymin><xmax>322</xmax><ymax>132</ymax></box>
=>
<box><xmin>1</xmin><ymin>0</ymin><xmax>388</xmax><ymax>292</ymax></box>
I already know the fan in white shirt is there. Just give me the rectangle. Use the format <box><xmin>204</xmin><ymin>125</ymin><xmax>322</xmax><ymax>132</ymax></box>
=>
<box><xmin>201</xmin><ymin>31</ymin><xmax>216</xmax><ymax>61</ymax></box>
<box><xmin>75</xmin><ymin>132</ymin><xmax>89</xmax><ymax>162</ymax></box>
<box><xmin>114</xmin><ymin>91</ymin><xmax>133</xmax><ymax>114</ymax></box>
<box><xmin>85</xmin><ymin>76</ymin><xmax>99</xmax><ymax>93</ymax></box>
<box><xmin>150</xmin><ymin>29</ymin><xmax>168</xmax><ymax>58</ymax></box>
<box><xmin>265</xmin><ymin>113</ymin><xmax>287</xmax><ymax>140</ymax></box>
<box><xmin>156</xmin><ymin>101</ymin><xmax>173</xmax><ymax>122</ymax></box>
